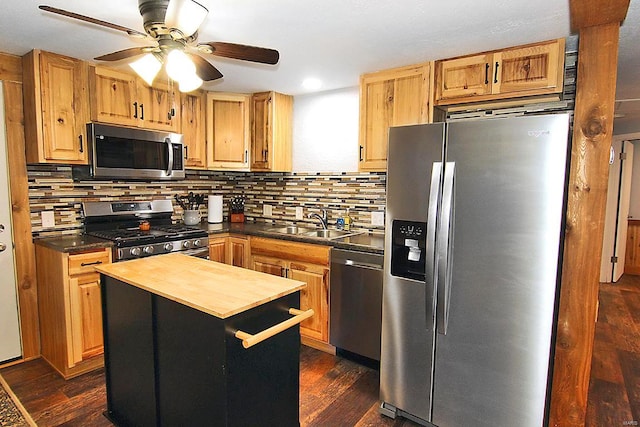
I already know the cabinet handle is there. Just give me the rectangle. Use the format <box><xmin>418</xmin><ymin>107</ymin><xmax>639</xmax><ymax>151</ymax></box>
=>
<box><xmin>264</xmin><ymin>149</ymin><xmax>268</xmax><ymax>162</ymax></box>
<box><xmin>133</xmin><ymin>102</ymin><xmax>138</xmax><ymax>119</ymax></box>
<box><xmin>140</xmin><ymin>104</ymin><xmax>144</xmax><ymax>120</ymax></box>
<box><xmin>359</xmin><ymin>145</ymin><xmax>364</xmax><ymax>162</ymax></box>
<box><xmin>244</xmin><ymin>149</ymin><xmax>248</xmax><ymax>163</ymax></box>
<box><xmin>494</xmin><ymin>61</ymin><xmax>499</xmax><ymax>84</ymax></box>
<box><xmin>79</xmin><ymin>135</ymin><xmax>84</xmax><ymax>153</ymax></box>
<box><xmin>235</xmin><ymin>308</ymin><xmax>314</xmax><ymax>349</ymax></box>
<box><xmin>184</xmin><ymin>146</ymin><xmax>188</xmax><ymax>159</ymax></box>
<box><xmin>485</xmin><ymin>63</ymin><xmax>489</xmax><ymax>84</ymax></box>
<box><xmin>80</xmin><ymin>260</ymin><xmax>103</xmax><ymax>267</ymax></box>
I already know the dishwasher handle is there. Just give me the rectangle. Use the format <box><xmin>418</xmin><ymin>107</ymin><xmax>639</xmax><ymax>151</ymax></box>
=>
<box><xmin>343</xmin><ymin>259</ymin><xmax>383</xmax><ymax>271</ymax></box>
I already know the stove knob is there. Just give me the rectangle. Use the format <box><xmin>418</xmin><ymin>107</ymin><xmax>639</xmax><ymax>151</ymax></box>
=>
<box><xmin>131</xmin><ymin>247</ymin><xmax>142</xmax><ymax>257</ymax></box>
<box><xmin>193</xmin><ymin>239</ymin><xmax>201</xmax><ymax>248</ymax></box>
<box><xmin>143</xmin><ymin>246</ymin><xmax>154</xmax><ymax>255</ymax></box>
<box><xmin>183</xmin><ymin>240</ymin><xmax>191</xmax><ymax>249</ymax></box>
<box><xmin>164</xmin><ymin>242</ymin><xmax>174</xmax><ymax>252</ymax></box>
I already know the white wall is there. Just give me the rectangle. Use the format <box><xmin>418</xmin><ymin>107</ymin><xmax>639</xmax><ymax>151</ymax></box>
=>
<box><xmin>292</xmin><ymin>87</ymin><xmax>359</xmax><ymax>172</ymax></box>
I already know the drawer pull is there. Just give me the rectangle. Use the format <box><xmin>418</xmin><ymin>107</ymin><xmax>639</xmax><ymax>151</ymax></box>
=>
<box><xmin>80</xmin><ymin>260</ymin><xmax>103</xmax><ymax>267</ymax></box>
<box><xmin>235</xmin><ymin>308</ymin><xmax>314</xmax><ymax>349</ymax></box>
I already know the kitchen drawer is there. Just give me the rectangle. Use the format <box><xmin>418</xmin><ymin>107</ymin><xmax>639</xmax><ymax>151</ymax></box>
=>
<box><xmin>68</xmin><ymin>249</ymin><xmax>111</xmax><ymax>276</ymax></box>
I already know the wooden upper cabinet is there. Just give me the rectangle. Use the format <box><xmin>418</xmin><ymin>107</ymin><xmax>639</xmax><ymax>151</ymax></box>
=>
<box><xmin>435</xmin><ymin>39</ymin><xmax>565</xmax><ymax>105</ymax></box>
<box><xmin>89</xmin><ymin>66</ymin><xmax>180</xmax><ymax>132</ymax></box>
<box><xmin>206</xmin><ymin>92</ymin><xmax>251</xmax><ymax>170</ymax></box>
<box><xmin>181</xmin><ymin>90</ymin><xmax>206</xmax><ymax>168</ymax></box>
<box><xmin>251</xmin><ymin>91</ymin><xmax>293</xmax><ymax>172</ymax></box>
<box><xmin>359</xmin><ymin>62</ymin><xmax>433</xmax><ymax>171</ymax></box>
<box><xmin>22</xmin><ymin>50</ymin><xmax>89</xmax><ymax>164</ymax></box>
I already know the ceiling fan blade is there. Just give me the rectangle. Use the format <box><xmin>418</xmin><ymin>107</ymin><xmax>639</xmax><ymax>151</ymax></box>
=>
<box><xmin>39</xmin><ymin>5</ymin><xmax>147</xmax><ymax>38</ymax></box>
<box><xmin>95</xmin><ymin>47</ymin><xmax>151</xmax><ymax>62</ymax></box>
<box><xmin>199</xmin><ymin>42</ymin><xmax>280</xmax><ymax>65</ymax></box>
<box><xmin>188</xmin><ymin>54</ymin><xmax>223</xmax><ymax>81</ymax></box>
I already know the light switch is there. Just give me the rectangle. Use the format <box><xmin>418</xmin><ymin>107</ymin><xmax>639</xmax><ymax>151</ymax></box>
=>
<box><xmin>263</xmin><ymin>204</ymin><xmax>273</xmax><ymax>217</ymax></box>
<box><xmin>41</xmin><ymin>211</ymin><xmax>55</xmax><ymax>228</ymax></box>
<box><xmin>295</xmin><ymin>206</ymin><xmax>303</xmax><ymax>220</ymax></box>
<box><xmin>371</xmin><ymin>211</ymin><xmax>385</xmax><ymax>226</ymax></box>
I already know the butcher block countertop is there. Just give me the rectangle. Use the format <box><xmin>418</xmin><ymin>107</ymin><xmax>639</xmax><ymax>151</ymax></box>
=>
<box><xmin>95</xmin><ymin>253</ymin><xmax>306</xmax><ymax>319</ymax></box>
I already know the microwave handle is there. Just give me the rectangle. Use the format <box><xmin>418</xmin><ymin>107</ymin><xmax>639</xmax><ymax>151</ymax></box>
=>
<box><xmin>166</xmin><ymin>138</ymin><xmax>174</xmax><ymax>176</ymax></box>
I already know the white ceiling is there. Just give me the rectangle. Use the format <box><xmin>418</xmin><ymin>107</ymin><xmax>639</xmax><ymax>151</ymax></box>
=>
<box><xmin>1</xmin><ymin>0</ymin><xmax>639</xmax><ymax>133</ymax></box>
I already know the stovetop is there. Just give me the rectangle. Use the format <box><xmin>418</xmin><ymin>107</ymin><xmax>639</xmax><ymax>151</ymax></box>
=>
<box><xmin>87</xmin><ymin>225</ymin><xmax>207</xmax><ymax>247</ymax></box>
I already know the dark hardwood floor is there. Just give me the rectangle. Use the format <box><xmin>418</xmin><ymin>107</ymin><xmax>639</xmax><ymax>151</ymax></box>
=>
<box><xmin>2</xmin><ymin>274</ymin><xmax>638</xmax><ymax>426</ymax></box>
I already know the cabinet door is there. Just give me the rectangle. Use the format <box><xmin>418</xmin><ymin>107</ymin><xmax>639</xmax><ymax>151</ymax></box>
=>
<box><xmin>359</xmin><ymin>63</ymin><xmax>431</xmax><ymax>171</ymax></box>
<box><xmin>207</xmin><ymin>93</ymin><xmax>250</xmax><ymax>170</ymax></box>
<box><xmin>493</xmin><ymin>39</ymin><xmax>564</xmax><ymax>95</ymax></box>
<box><xmin>137</xmin><ymin>81</ymin><xmax>180</xmax><ymax>132</ymax></box>
<box><xmin>251</xmin><ymin>254</ymin><xmax>286</xmax><ymax>277</ymax></box>
<box><xmin>181</xmin><ymin>91</ymin><xmax>207</xmax><ymax>168</ymax></box>
<box><xmin>228</xmin><ymin>236</ymin><xmax>250</xmax><ymax>268</ymax></box>
<box><xmin>209</xmin><ymin>237</ymin><xmax>228</xmax><ymax>263</ymax></box>
<box><xmin>23</xmin><ymin>51</ymin><xmax>89</xmax><ymax>164</ymax></box>
<box><xmin>68</xmin><ymin>273</ymin><xmax>104</xmax><ymax>367</ymax></box>
<box><xmin>250</xmin><ymin>92</ymin><xmax>272</xmax><ymax>170</ymax></box>
<box><xmin>436</xmin><ymin>53</ymin><xmax>493</xmax><ymax>101</ymax></box>
<box><xmin>90</xmin><ymin>66</ymin><xmax>138</xmax><ymax>127</ymax></box>
<box><xmin>288</xmin><ymin>261</ymin><xmax>329</xmax><ymax>342</ymax></box>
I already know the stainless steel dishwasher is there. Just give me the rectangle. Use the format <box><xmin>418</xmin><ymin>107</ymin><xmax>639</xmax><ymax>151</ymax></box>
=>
<box><xmin>330</xmin><ymin>248</ymin><xmax>383</xmax><ymax>361</ymax></box>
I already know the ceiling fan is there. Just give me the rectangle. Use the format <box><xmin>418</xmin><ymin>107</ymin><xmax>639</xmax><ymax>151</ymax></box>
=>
<box><xmin>39</xmin><ymin>0</ymin><xmax>280</xmax><ymax>92</ymax></box>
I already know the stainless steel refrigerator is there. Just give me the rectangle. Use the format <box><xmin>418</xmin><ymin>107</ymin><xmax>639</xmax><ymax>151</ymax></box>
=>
<box><xmin>379</xmin><ymin>113</ymin><xmax>570</xmax><ymax>427</ymax></box>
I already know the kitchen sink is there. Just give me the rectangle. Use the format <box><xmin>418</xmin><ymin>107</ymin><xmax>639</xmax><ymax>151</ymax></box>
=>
<box><xmin>301</xmin><ymin>229</ymin><xmax>362</xmax><ymax>240</ymax></box>
<box><xmin>269</xmin><ymin>225</ymin><xmax>315</xmax><ymax>235</ymax></box>
<box><xmin>268</xmin><ymin>225</ymin><xmax>362</xmax><ymax>240</ymax></box>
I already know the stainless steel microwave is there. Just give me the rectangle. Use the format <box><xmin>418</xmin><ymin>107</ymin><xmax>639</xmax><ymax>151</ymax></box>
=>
<box><xmin>72</xmin><ymin>123</ymin><xmax>185</xmax><ymax>181</ymax></box>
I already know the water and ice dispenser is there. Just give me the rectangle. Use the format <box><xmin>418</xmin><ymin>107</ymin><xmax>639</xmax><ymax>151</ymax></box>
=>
<box><xmin>390</xmin><ymin>220</ymin><xmax>427</xmax><ymax>281</ymax></box>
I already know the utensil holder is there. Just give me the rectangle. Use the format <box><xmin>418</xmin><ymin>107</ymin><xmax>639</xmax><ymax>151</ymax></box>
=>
<box><xmin>183</xmin><ymin>209</ymin><xmax>201</xmax><ymax>226</ymax></box>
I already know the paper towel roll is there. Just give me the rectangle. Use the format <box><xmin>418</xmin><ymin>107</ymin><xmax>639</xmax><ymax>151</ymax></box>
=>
<box><xmin>208</xmin><ymin>195</ymin><xmax>223</xmax><ymax>223</ymax></box>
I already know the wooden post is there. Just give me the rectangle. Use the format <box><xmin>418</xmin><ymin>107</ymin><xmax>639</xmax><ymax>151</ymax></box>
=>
<box><xmin>550</xmin><ymin>0</ymin><xmax>629</xmax><ymax>425</ymax></box>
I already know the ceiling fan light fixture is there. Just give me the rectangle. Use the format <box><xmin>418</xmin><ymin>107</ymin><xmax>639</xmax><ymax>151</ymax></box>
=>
<box><xmin>166</xmin><ymin>49</ymin><xmax>196</xmax><ymax>81</ymax></box>
<box><xmin>178</xmin><ymin>72</ymin><xmax>203</xmax><ymax>92</ymax></box>
<box><xmin>165</xmin><ymin>0</ymin><xmax>208</xmax><ymax>37</ymax></box>
<box><xmin>129</xmin><ymin>53</ymin><xmax>162</xmax><ymax>86</ymax></box>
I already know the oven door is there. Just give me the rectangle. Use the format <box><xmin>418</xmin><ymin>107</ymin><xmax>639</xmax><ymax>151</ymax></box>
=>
<box><xmin>182</xmin><ymin>247</ymin><xmax>210</xmax><ymax>259</ymax></box>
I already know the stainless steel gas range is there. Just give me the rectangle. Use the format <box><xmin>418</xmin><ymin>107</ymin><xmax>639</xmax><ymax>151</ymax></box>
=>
<box><xmin>83</xmin><ymin>200</ymin><xmax>209</xmax><ymax>261</ymax></box>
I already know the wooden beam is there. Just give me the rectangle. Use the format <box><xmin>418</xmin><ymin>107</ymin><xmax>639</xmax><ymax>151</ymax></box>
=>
<box><xmin>569</xmin><ymin>0</ymin><xmax>630</xmax><ymax>31</ymax></box>
<box><xmin>3</xmin><ymin>81</ymin><xmax>40</xmax><ymax>360</ymax></box>
<box><xmin>0</xmin><ymin>53</ymin><xmax>22</xmax><ymax>83</ymax></box>
<box><xmin>549</xmin><ymin>22</ymin><xmax>621</xmax><ymax>427</ymax></box>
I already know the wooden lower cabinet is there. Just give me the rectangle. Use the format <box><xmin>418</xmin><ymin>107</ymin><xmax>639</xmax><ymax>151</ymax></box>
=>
<box><xmin>35</xmin><ymin>245</ymin><xmax>111</xmax><ymax>378</ymax></box>
<box><xmin>250</xmin><ymin>237</ymin><xmax>331</xmax><ymax>350</ymax></box>
<box><xmin>208</xmin><ymin>234</ymin><xmax>250</xmax><ymax>268</ymax></box>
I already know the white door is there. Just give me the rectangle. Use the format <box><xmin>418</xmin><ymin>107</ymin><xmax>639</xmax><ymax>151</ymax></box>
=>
<box><xmin>0</xmin><ymin>84</ymin><xmax>22</xmax><ymax>362</ymax></box>
<box><xmin>600</xmin><ymin>140</ymin><xmax>634</xmax><ymax>283</ymax></box>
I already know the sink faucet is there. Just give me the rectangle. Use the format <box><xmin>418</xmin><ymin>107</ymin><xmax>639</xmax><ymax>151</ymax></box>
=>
<box><xmin>308</xmin><ymin>209</ymin><xmax>328</xmax><ymax>229</ymax></box>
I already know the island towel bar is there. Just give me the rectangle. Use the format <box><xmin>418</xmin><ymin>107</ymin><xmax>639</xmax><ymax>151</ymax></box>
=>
<box><xmin>235</xmin><ymin>308</ymin><xmax>314</xmax><ymax>349</ymax></box>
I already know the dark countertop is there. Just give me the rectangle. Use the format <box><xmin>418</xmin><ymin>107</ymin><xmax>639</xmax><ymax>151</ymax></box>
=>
<box><xmin>34</xmin><ymin>221</ymin><xmax>384</xmax><ymax>255</ymax></box>
<box><xmin>198</xmin><ymin>221</ymin><xmax>384</xmax><ymax>254</ymax></box>
<box><xmin>34</xmin><ymin>234</ymin><xmax>113</xmax><ymax>253</ymax></box>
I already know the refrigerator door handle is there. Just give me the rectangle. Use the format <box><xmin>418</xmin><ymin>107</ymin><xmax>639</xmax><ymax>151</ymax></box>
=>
<box><xmin>425</xmin><ymin>162</ymin><xmax>442</xmax><ymax>331</ymax></box>
<box><xmin>436</xmin><ymin>162</ymin><xmax>455</xmax><ymax>335</ymax></box>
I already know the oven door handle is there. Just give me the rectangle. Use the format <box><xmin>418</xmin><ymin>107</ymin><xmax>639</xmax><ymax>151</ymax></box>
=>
<box><xmin>166</xmin><ymin>138</ymin><xmax>174</xmax><ymax>177</ymax></box>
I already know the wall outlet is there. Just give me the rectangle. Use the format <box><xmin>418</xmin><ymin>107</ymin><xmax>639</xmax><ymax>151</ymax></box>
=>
<box><xmin>263</xmin><ymin>204</ymin><xmax>273</xmax><ymax>217</ymax></box>
<box><xmin>41</xmin><ymin>211</ymin><xmax>55</xmax><ymax>228</ymax></box>
<box><xmin>371</xmin><ymin>211</ymin><xmax>385</xmax><ymax>226</ymax></box>
<box><xmin>295</xmin><ymin>206</ymin><xmax>304</xmax><ymax>220</ymax></box>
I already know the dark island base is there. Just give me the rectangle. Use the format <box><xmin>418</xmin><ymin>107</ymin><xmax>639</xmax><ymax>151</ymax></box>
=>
<box><xmin>101</xmin><ymin>275</ymin><xmax>300</xmax><ymax>427</ymax></box>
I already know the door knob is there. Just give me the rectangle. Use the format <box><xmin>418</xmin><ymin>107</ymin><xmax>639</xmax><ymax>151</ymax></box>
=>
<box><xmin>0</xmin><ymin>242</ymin><xmax>6</xmax><ymax>252</ymax></box>
<box><xmin>0</xmin><ymin>224</ymin><xmax>4</xmax><ymax>232</ymax></box>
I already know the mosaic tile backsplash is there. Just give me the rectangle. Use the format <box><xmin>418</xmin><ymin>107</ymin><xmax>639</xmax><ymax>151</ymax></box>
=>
<box><xmin>28</xmin><ymin>165</ymin><xmax>387</xmax><ymax>238</ymax></box>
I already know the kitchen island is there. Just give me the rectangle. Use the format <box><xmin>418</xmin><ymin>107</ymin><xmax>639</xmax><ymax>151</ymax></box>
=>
<box><xmin>95</xmin><ymin>253</ymin><xmax>308</xmax><ymax>427</ymax></box>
